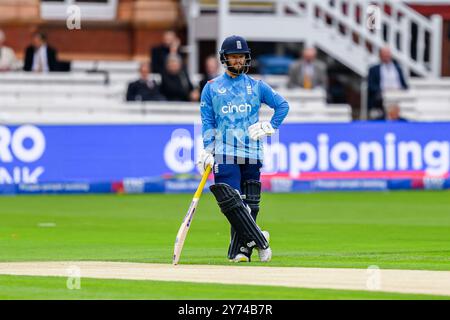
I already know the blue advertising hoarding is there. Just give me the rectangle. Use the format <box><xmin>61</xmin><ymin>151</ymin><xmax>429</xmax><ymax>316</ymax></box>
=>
<box><xmin>0</xmin><ymin>122</ymin><xmax>449</xmax><ymax>194</ymax></box>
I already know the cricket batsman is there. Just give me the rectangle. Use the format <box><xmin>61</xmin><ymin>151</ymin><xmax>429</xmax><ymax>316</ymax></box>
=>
<box><xmin>197</xmin><ymin>35</ymin><xmax>290</xmax><ymax>263</ymax></box>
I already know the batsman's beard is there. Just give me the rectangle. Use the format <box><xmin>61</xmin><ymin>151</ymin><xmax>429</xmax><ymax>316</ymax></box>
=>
<box><xmin>226</xmin><ymin>63</ymin><xmax>249</xmax><ymax>75</ymax></box>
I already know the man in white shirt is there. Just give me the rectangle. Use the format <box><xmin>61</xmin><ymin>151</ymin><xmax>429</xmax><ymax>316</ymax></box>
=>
<box><xmin>0</xmin><ymin>29</ymin><xmax>18</xmax><ymax>72</ymax></box>
<box><xmin>367</xmin><ymin>47</ymin><xmax>408</xmax><ymax>120</ymax></box>
<box><xmin>380</xmin><ymin>49</ymin><xmax>402</xmax><ymax>91</ymax></box>
<box><xmin>32</xmin><ymin>42</ymin><xmax>49</xmax><ymax>73</ymax></box>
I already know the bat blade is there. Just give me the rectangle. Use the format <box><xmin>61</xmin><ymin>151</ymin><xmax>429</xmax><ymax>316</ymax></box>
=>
<box><xmin>173</xmin><ymin>198</ymin><xmax>199</xmax><ymax>265</ymax></box>
<box><xmin>172</xmin><ymin>165</ymin><xmax>211</xmax><ymax>265</ymax></box>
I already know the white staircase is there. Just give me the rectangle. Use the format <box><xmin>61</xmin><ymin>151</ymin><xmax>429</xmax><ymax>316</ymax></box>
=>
<box><xmin>183</xmin><ymin>0</ymin><xmax>442</xmax><ymax>77</ymax></box>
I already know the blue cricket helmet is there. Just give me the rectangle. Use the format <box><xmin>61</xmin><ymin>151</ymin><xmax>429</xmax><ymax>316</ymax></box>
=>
<box><xmin>219</xmin><ymin>35</ymin><xmax>251</xmax><ymax>56</ymax></box>
<box><xmin>219</xmin><ymin>35</ymin><xmax>251</xmax><ymax>75</ymax></box>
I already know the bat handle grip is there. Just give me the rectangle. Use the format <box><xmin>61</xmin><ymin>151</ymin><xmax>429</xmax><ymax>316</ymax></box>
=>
<box><xmin>194</xmin><ymin>165</ymin><xmax>211</xmax><ymax>199</ymax></box>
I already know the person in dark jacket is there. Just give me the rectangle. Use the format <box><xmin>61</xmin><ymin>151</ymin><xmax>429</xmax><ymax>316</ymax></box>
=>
<box><xmin>160</xmin><ymin>54</ymin><xmax>199</xmax><ymax>102</ymax></box>
<box><xmin>150</xmin><ymin>30</ymin><xmax>181</xmax><ymax>75</ymax></box>
<box><xmin>23</xmin><ymin>32</ymin><xmax>58</xmax><ymax>72</ymax></box>
<box><xmin>367</xmin><ymin>46</ymin><xmax>408</xmax><ymax>120</ymax></box>
<box><xmin>126</xmin><ymin>62</ymin><xmax>165</xmax><ymax>102</ymax></box>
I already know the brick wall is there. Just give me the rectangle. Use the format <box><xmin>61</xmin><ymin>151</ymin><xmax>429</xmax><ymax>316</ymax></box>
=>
<box><xmin>0</xmin><ymin>0</ymin><xmax>185</xmax><ymax>61</ymax></box>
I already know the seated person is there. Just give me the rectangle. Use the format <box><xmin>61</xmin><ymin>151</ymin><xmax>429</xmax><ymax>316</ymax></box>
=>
<box><xmin>385</xmin><ymin>104</ymin><xmax>407</xmax><ymax>122</ymax></box>
<box><xmin>23</xmin><ymin>32</ymin><xmax>59</xmax><ymax>72</ymax></box>
<box><xmin>0</xmin><ymin>29</ymin><xmax>19</xmax><ymax>71</ymax></box>
<box><xmin>160</xmin><ymin>54</ymin><xmax>199</xmax><ymax>102</ymax></box>
<box><xmin>126</xmin><ymin>62</ymin><xmax>165</xmax><ymax>101</ymax></box>
<box><xmin>287</xmin><ymin>47</ymin><xmax>327</xmax><ymax>90</ymax></box>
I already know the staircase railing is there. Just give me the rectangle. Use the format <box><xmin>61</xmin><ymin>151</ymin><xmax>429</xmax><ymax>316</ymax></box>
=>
<box><xmin>186</xmin><ymin>0</ymin><xmax>442</xmax><ymax>77</ymax></box>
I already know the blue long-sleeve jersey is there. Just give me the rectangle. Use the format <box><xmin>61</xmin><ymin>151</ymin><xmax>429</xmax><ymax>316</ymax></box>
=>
<box><xmin>200</xmin><ymin>72</ymin><xmax>289</xmax><ymax>160</ymax></box>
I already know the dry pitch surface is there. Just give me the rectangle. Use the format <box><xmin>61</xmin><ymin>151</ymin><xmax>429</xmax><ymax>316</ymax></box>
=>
<box><xmin>0</xmin><ymin>261</ymin><xmax>449</xmax><ymax>297</ymax></box>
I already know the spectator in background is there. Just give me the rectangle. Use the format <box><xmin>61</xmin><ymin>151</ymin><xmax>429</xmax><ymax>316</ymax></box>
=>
<box><xmin>23</xmin><ymin>32</ymin><xmax>58</xmax><ymax>72</ymax></box>
<box><xmin>0</xmin><ymin>29</ymin><xmax>18</xmax><ymax>72</ymax></box>
<box><xmin>126</xmin><ymin>62</ymin><xmax>165</xmax><ymax>102</ymax></box>
<box><xmin>160</xmin><ymin>54</ymin><xmax>199</xmax><ymax>102</ymax></box>
<box><xmin>199</xmin><ymin>55</ymin><xmax>220</xmax><ymax>94</ymax></box>
<box><xmin>367</xmin><ymin>46</ymin><xmax>408</xmax><ymax>120</ymax></box>
<box><xmin>287</xmin><ymin>47</ymin><xmax>327</xmax><ymax>90</ymax></box>
<box><xmin>386</xmin><ymin>104</ymin><xmax>408</xmax><ymax>122</ymax></box>
<box><xmin>150</xmin><ymin>30</ymin><xmax>181</xmax><ymax>75</ymax></box>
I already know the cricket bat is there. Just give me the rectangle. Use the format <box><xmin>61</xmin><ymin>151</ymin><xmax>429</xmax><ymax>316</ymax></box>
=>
<box><xmin>173</xmin><ymin>165</ymin><xmax>211</xmax><ymax>265</ymax></box>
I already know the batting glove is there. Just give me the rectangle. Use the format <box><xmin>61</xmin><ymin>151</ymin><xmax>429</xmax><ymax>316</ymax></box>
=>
<box><xmin>248</xmin><ymin>121</ymin><xmax>275</xmax><ymax>141</ymax></box>
<box><xmin>196</xmin><ymin>150</ymin><xmax>214</xmax><ymax>175</ymax></box>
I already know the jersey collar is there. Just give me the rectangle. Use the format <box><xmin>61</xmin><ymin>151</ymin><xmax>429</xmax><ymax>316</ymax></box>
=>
<box><xmin>224</xmin><ymin>72</ymin><xmax>244</xmax><ymax>81</ymax></box>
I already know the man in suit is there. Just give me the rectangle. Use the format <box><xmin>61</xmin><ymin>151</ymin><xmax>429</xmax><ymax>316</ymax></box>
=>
<box><xmin>367</xmin><ymin>46</ymin><xmax>408</xmax><ymax>120</ymax></box>
<box><xmin>126</xmin><ymin>62</ymin><xmax>165</xmax><ymax>102</ymax></box>
<box><xmin>23</xmin><ymin>32</ymin><xmax>58</xmax><ymax>72</ymax></box>
<box><xmin>160</xmin><ymin>54</ymin><xmax>199</xmax><ymax>102</ymax></box>
<box><xmin>287</xmin><ymin>47</ymin><xmax>327</xmax><ymax>90</ymax></box>
<box><xmin>0</xmin><ymin>29</ymin><xmax>18</xmax><ymax>72</ymax></box>
<box><xmin>150</xmin><ymin>30</ymin><xmax>181</xmax><ymax>75</ymax></box>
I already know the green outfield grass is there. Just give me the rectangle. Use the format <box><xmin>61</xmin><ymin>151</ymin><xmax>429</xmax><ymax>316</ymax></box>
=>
<box><xmin>0</xmin><ymin>191</ymin><xmax>449</xmax><ymax>299</ymax></box>
<box><xmin>0</xmin><ymin>275</ymin><xmax>447</xmax><ymax>300</ymax></box>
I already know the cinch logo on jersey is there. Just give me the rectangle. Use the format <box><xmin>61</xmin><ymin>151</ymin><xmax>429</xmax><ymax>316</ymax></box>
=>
<box><xmin>221</xmin><ymin>103</ymin><xmax>252</xmax><ymax>114</ymax></box>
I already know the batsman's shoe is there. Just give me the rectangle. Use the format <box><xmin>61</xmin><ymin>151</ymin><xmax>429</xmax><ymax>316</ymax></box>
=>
<box><xmin>257</xmin><ymin>247</ymin><xmax>272</xmax><ymax>262</ymax></box>
<box><xmin>229</xmin><ymin>253</ymin><xmax>250</xmax><ymax>263</ymax></box>
<box><xmin>257</xmin><ymin>231</ymin><xmax>272</xmax><ymax>262</ymax></box>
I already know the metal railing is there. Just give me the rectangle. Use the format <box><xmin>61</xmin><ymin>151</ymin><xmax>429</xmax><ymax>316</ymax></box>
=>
<box><xmin>185</xmin><ymin>0</ymin><xmax>442</xmax><ymax>77</ymax></box>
